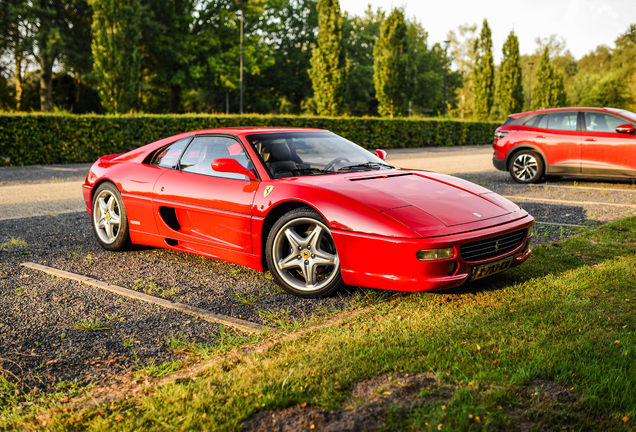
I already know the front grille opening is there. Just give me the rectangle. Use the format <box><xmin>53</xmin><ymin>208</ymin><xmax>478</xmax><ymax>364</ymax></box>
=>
<box><xmin>460</xmin><ymin>229</ymin><xmax>526</xmax><ymax>261</ymax></box>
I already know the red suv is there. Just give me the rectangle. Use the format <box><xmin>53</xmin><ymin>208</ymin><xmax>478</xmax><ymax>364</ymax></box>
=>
<box><xmin>492</xmin><ymin>107</ymin><xmax>636</xmax><ymax>183</ymax></box>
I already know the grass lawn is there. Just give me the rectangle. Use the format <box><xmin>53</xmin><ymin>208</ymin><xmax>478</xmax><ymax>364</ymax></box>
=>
<box><xmin>3</xmin><ymin>218</ymin><xmax>636</xmax><ymax>431</ymax></box>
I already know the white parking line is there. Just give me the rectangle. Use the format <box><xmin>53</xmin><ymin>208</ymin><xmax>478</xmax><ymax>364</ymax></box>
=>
<box><xmin>505</xmin><ymin>196</ymin><xmax>636</xmax><ymax>209</ymax></box>
<box><xmin>534</xmin><ymin>221</ymin><xmax>588</xmax><ymax>228</ymax></box>
<box><xmin>541</xmin><ymin>185</ymin><xmax>636</xmax><ymax>193</ymax></box>
<box><xmin>21</xmin><ymin>262</ymin><xmax>272</xmax><ymax>335</ymax></box>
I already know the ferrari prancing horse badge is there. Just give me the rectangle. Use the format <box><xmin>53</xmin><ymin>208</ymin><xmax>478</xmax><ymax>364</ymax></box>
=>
<box><xmin>264</xmin><ymin>186</ymin><xmax>274</xmax><ymax>197</ymax></box>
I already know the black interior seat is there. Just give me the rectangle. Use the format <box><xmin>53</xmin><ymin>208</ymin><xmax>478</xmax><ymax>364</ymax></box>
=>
<box><xmin>267</xmin><ymin>142</ymin><xmax>297</xmax><ymax>178</ymax></box>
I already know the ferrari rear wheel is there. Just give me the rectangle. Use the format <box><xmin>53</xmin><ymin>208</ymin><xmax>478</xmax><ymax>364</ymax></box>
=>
<box><xmin>266</xmin><ymin>207</ymin><xmax>342</xmax><ymax>298</ymax></box>
<box><xmin>91</xmin><ymin>182</ymin><xmax>131</xmax><ymax>251</ymax></box>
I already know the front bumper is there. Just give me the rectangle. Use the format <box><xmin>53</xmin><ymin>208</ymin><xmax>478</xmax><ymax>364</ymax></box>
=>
<box><xmin>333</xmin><ymin>214</ymin><xmax>534</xmax><ymax>292</ymax></box>
<box><xmin>493</xmin><ymin>157</ymin><xmax>506</xmax><ymax>171</ymax></box>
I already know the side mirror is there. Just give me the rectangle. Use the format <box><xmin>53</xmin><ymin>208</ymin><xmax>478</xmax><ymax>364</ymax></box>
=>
<box><xmin>212</xmin><ymin>158</ymin><xmax>257</xmax><ymax>180</ymax></box>
<box><xmin>616</xmin><ymin>124</ymin><xmax>635</xmax><ymax>134</ymax></box>
<box><xmin>375</xmin><ymin>149</ymin><xmax>387</xmax><ymax>161</ymax></box>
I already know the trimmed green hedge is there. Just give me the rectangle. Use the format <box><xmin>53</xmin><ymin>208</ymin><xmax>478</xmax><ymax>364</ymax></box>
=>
<box><xmin>0</xmin><ymin>114</ymin><xmax>499</xmax><ymax>166</ymax></box>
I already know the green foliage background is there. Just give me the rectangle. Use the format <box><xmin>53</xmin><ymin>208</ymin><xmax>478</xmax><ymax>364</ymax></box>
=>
<box><xmin>496</xmin><ymin>31</ymin><xmax>523</xmax><ymax>117</ymax></box>
<box><xmin>0</xmin><ymin>114</ymin><xmax>498</xmax><ymax>166</ymax></box>
<box><xmin>472</xmin><ymin>19</ymin><xmax>495</xmax><ymax>120</ymax></box>
<box><xmin>531</xmin><ymin>47</ymin><xmax>567</xmax><ymax>109</ymax></box>
<box><xmin>373</xmin><ymin>8</ymin><xmax>412</xmax><ymax>118</ymax></box>
<box><xmin>308</xmin><ymin>0</ymin><xmax>348</xmax><ymax>116</ymax></box>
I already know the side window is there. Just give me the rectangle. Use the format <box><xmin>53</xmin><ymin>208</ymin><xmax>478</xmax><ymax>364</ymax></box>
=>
<box><xmin>527</xmin><ymin>114</ymin><xmax>547</xmax><ymax>129</ymax></box>
<box><xmin>180</xmin><ymin>136</ymin><xmax>252</xmax><ymax>180</ymax></box>
<box><xmin>585</xmin><ymin>112</ymin><xmax>628</xmax><ymax>133</ymax></box>
<box><xmin>152</xmin><ymin>137</ymin><xmax>191</xmax><ymax>169</ymax></box>
<box><xmin>547</xmin><ymin>112</ymin><xmax>577</xmax><ymax>131</ymax></box>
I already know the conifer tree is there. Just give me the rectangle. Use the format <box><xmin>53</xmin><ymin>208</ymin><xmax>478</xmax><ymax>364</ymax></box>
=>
<box><xmin>473</xmin><ymin>19</ymin><xmax>494</xmax><ymax>120</ymax></box>
<box><xmin>90</xmin><ymin>0</ymin><xmax>142</xmax><ymax>113</ymax></box>
<box><xmin>373</xmin><ymin>7</ymin><xmax>411</xmax><ymax>118</ymax></box>
<box><xmin>497</xmin><ymin>30</ymin><xmax>523</xmax><ymax>116</ymax></box>
<box><xmin>531</xmin><ymin>47</ymin><xmax>567</xmax><ymax>109</ymax></box>
<box><xmin>308</xmin><ymin>0</ymin><xmax>347</xmax><ymax>116</ymax></box>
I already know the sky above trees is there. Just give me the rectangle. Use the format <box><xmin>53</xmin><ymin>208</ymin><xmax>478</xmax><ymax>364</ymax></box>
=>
<box><xmin>340</xmin><ymin>0</ymin><xmax>636</xmax><ymax>61</ymax></box>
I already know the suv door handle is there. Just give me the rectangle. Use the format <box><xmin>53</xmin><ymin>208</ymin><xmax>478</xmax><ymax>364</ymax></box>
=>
<box><xmin>535</xmin><ymin>135</ymin><xmax>546</xmax><ymax>139</ymax></box>
<box><xmin>584</xmin><ymin>138</ymin><xmax>596</xmax><ymax>142</ymax></box>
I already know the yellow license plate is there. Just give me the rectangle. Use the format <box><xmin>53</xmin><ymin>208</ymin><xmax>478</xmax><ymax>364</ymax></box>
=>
<box><xmin>471</xmin><ymin>256</ymin><xmax>514</xmax><ymax>281</ymax></box>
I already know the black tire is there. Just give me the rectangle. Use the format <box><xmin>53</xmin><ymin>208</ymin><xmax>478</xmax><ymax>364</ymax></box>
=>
<box><xmin>266</xmin><ymin>207</ymin><xmax>343</xmax><ymax>298</ymax></box>
<box><xmin>91</xmin><ymin>182</ymin><xmax>131</xmax><ymax>251</ymax></box>
<box><xmin>508</xmin><ymin>150</ymin><xmax>544</xmax><ymax>183</ymax></box>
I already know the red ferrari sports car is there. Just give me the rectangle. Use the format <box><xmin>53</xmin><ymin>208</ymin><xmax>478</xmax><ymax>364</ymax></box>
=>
<box><xmin>84</xmin><ymin>128</ymin><xmax>534</xmax><ymax>298</ymax></box>
<box><xmin>493</xmin><ymin>107</ymin><xmax>636</xmax><ymax>183</ymax></box>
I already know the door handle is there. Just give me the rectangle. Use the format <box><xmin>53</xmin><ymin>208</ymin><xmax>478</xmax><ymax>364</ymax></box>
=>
<box><xmin>535</xmin><ymin>135</ymin><xmax>546</xmax><ymax>139</ymax></box>
<box><xmin>584</xmin><ymin>138</ymin><xmax>596</xmax><ymax>142</ymax></box>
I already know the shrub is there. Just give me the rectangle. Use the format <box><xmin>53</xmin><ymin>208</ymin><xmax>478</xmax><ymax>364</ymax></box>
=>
<box><xmin>0</xmin><ymin>113</ymin><xmax>498</xmax><ymax>166</ymax></box>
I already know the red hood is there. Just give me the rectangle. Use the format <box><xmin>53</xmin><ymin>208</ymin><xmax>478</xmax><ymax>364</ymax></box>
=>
<box><xmin>297</xmin><ymin>170</ymin><xmax>522</xmax><ymax>236</ymax></box>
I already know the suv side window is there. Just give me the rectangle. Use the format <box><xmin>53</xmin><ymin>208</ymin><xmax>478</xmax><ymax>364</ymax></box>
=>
<box><xmin>526</xmin><ymin>114</ymin><xmax>547</xmax><ymax>128</ymax></box>
<box><xmin>584</xmin><ymin>112</ymin><xmax>628</xmax><ymax>133</ymax></box>
<box><xmin>547</xmin><ymin>112</ymin><xmax>577</xmax><ymax>131</ymax></box>
<box><xmin>152</xmin><ymin>137</ymin><xmax>191</xmax><ymax>169</ymax></box>
<box><xmin>179</xmin><ymin>136</ymin><xmax>253</xmax><ymax>180</ymax></box>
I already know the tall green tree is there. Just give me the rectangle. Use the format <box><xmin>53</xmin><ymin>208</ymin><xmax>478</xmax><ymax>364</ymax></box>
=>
<box><xmin>341</xmin><ymin>5</ymin><xmax>383</xmax><ymax>115</ymax></box>
<box><xmin>373</xmin><ymin>7</ymin><xmax>411</xmax><ymax>118</ymax></box>
<box><xmin>0</xmin><ymin>0</ymin><xmax>33</xmax><ymax>110</ymax></box>
<box><xmin>531</xmin><ymin>47</ymin><xmax>566</xmax><ymax>109</ymax></box>
<box><xmin>29</xmin><ymin>0</ymin><xmax>91</xmax><ymax>111</ymax></box>
<box><xmin>497</xmin><ymin>30</ymin><xmax>523</xmax><ymax>117</ymax></box>
<box><xmin>308</xmin><ymin>0</ymin><xmax>347</xmax><ymax>116</ymax></box>
<box><xmin>258</xmin><ymin>0</ymin><xmax>318</xmax><ymax>114</ymax></box>
<box><xmin>472</xmin><ymin>19</ymin><xmax>494</xmax><ymax>120</ymax></box>
<box><xmin>406</xmin><ymin>20</ymin><xmax>461</xmax><ymax>116</ymax></box>
<box><xmin>90</xmin><ymin>0</ymin><xmax>142</xmax><ymax>113</ymax></box>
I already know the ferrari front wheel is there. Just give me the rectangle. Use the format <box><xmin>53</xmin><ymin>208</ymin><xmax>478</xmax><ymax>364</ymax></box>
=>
<box><xmin>91</xmin><ymin>182</ymin><xmax>131</xmax><ymax>251</ymax></box>
<box><xmin>266</xmin><ymin>207</ymin><xmax>342</xmax><ymax>298</ymax></box>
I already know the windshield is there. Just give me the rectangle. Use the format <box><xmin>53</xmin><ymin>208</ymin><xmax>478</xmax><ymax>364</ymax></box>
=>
<box><xmin>615</xmin><ymin>109</ymin><xmax>636</xmax><ymax>123</ymax></box>
<box><xmin>246</xmin><ymin>132</ymin><xmax>393</xmax><ymax>178</ymax></box>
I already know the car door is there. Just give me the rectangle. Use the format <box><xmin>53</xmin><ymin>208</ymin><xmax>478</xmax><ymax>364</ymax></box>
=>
<box><xmin>581</xmin><ymin>111</ymin><xmax>636</xmax><ymax>177</ymax></box>
<box><xmin>532</xmin><ymin>111</ymin><xmax>581</xmax><ymax>175</ymax></box>
<box><xmin>152</xmin><ymin>135</ymin><xmax>259</xmax><ymax>253</ymax></box>
<box><xmin>122</xmin><ymin>136</ymin><xmax>193</xmax><ymax>235</ymax></box>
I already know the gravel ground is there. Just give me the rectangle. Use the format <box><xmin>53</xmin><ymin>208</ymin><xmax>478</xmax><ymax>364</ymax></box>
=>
<box><xmin>0</xmin><ymin>213</ymin><xmax>355</xmax><ymax>393</ymax></box>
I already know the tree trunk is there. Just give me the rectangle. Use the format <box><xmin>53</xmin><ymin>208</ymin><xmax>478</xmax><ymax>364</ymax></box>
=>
<box><xmin>14</xmin><ymin>54</ymin><xmax>23</xmax><ymax>111</ymax></box>
<box><xmin>170</xmin><ymin>84</ymin><xmax>181</xmax><ymax>113</ymax></box>
<box><xmin>39</xmin><ymin>55</ymin><xmax>54</xmax><ymax>112</ymax></box>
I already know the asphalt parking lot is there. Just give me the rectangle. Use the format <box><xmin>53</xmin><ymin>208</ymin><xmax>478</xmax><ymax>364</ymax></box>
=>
<box><xmin>2</xmin><ymin>146</ymin><xmax>636</xmax><ymax>394</ymax></box>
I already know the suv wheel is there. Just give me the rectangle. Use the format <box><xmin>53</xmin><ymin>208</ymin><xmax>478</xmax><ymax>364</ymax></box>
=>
<box><xmin>509</xmin><ymin>150</ymin><xmax>544</xmax><ymax>183</ymax></box>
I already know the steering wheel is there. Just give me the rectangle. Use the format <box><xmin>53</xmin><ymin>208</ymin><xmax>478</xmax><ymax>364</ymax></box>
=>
<box><xmin>324</xmin><ymin>157</ymin><xmax>350</xmax><ymax>172</ymax></box>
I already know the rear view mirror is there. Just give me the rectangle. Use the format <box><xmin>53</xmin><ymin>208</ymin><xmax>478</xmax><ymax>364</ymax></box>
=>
<box><xmin>616</xmin><ymin>124</ymin><xmax>635</xmax><ymax>134</ymax></box>
<box><xmin>212</xmin><ymin>158</ymin><xmax>257</xmax><ymax>180</ymax></box>
<box><xmin>375</xmin><ymin>149</ymin><xmax>387</xmax><ymax>161</ymax></box>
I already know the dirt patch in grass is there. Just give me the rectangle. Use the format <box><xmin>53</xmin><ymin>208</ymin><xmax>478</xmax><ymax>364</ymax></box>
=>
<box><xmin>241</xmin><ymin>373</ymin><xmax>454</xmax><ymax>432</ymax></box>
<box><xmin>526</xmin><ymin>379</ymin><xmax>581</xmax><ymax>404</ymax></box>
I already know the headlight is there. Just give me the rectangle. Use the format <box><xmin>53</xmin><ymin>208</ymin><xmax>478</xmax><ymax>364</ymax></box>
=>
<box><xmin>528</xmin><ymin>225</ymin><xmax>534</xmax><ymax>237</ymax></box>
<box><xmin>416</xmin><ymin>247</ymin><xmax>454</xmax><ymax>261</ymax></box>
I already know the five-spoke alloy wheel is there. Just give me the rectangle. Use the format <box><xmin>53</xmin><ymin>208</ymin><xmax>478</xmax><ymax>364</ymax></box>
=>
<box><xmin>91</xmin><ymin>182</ymin><xmax>130</xmax><ymax>250</ymax></box>
<box><xmin>509</xmin><ymin>150</ymin><xmax>544</xmax><ymax>183</ymax></box>
<box><xmin>266</xmin><ymin>207</ymin><xmax>342</xmax><ymax>298</ymax></box>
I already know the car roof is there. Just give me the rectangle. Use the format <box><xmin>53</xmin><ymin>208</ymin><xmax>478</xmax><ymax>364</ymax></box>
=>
<box><xmin>181</xmin><ymin>127</ymin><xmax>328</xmax><ymax>137</ymax></box>
<box><xmin>508</xmin><ymin>107</ymin><xmax>616</xmax><ymax>119</ymax></box>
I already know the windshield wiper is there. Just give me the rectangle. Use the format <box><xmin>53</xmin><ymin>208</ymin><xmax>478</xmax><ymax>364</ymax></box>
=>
<box><xmin>337</xmin><ymin>162</ymin><xmax>395</xmax><ymax>172</ymax></box>
<box><xmin>292</xmin><ymin>167</ymin><xmax>333</xmax><ymax>175</ymax></box>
